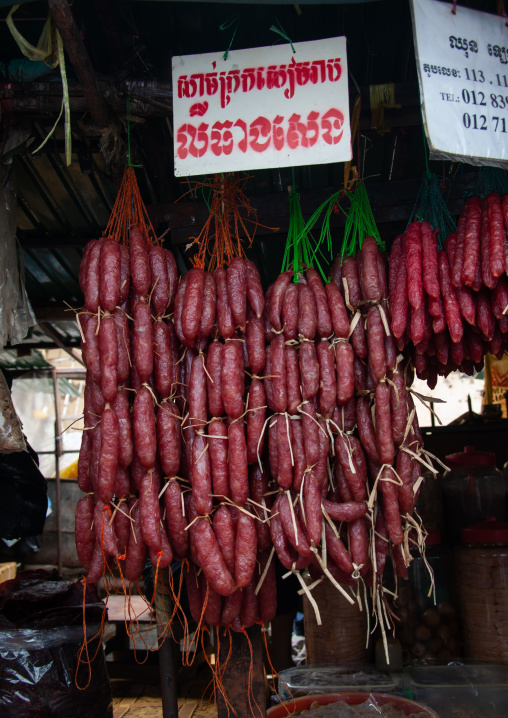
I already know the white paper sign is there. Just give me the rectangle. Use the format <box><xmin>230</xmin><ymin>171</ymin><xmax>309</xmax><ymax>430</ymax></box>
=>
<box><xmin>411</xmin><ymin>0</ymin><xmax>508</xmax><ymax>168</ymax></box>
<box><xmin>172</xmin><ymin>37</ymin><xmax>351</xmax><ymax>176</ymax></box>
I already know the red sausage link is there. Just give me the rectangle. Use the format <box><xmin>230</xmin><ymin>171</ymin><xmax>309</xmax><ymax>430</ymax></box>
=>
<box><xmin>257</xmin><ymin>549</ymin><xmax>277</xmax><ymax>622</ymax></box>
<box><xmin>379</xmin><ymin>466</ymin><xmax>404</xmax><ymax>545</ymax></box>
<box><xmin>240</xmin><ymin>578</ymin><xmax>260</xmax><ymax>628</ymax></box>
<box><xmin>133</xmin><ymin>386</ymin><xmax>157</xmax><ymax>468</ymax></box>
<box><xmin>246</xmin><ymin>379</ymin><xmax>266</xmax><ymax>464</ymax></box>
<box><xmin>215</xmin><ymin>267</ymin><xmax>235</xmax><ymax>339</ymax></box>
<box><xmin>298</xmin><ymin>283</ymin><xmax>318</xmax><ymax>339</ymax></box>
<box><xmin>300</xmin><ymin>341</ymin><xmax>319</xmax><ymax>400</ymax></box>
<box><xmin>84</xmin><ymin>239</ymin><xmax>104</xmax><ymax>313</ymax></box>
<box><xmin>396</xmin><ymin>448</ymin><xmax>415</xmax><ymax>515</ymax></box>
<box><xmin>213</xmin><ymin>504</ymin><xmax>236</xmax><ymax>576</ymax></box>
<box><xmin>100</xmin><ymin>239</ymin><xmax>121</xmax><ymax>313</ymax></box>
<box><xmin>307</xmin><ymin>268</ymin><xmax>332</xmax><ymax>336</ymax></box>
<box><xmin>487</xmin><ymin>193</ymin><xmax>505</xmax><ymax>279</ymax></box>
<box><xmin>139</xmin><ymin>470</ymin><xmax>162</xmax><ymax>551</ymax></box>
<box><xmin>249</xmin><ymin>466</ymin><xmax>272</xmax><ymax>550</ymax></box>
<box><xmin>113</xmin><ymin>499</ymin><xmax>131</xmax><ymax>556</ymax></box>
<box><xmin>209</xmin><ymin>419</ymin><xmax>229</xmax><ymax>499</ymax></box>
<box><xmin>356</xmin><ymin>396</ymin><xmax>380</xmax><ymax>463</ymax></box>
<box><xmin>348</xmin><ymin>517</ymin><xmax>369</xmax><ymax>575</ymax></box>
<box><xmin>114</xmin><ymin>308</ymin><xmax>130</xmax><ymax>384</ymax></box>
<box><xmin>359</xmin><ymin>236</ymin><xmax>382</xmax><ymax>302</ymax></box>
<box><xmin>153</xmin><ymin>319</ymin><xmax>174</xmax><ymax>399</ymax></box>
<box><xmin>291</xmin><ymin>417</ymin><xmax>306</xmax><ymax>492</ymax></box>
<box><xmin>83</xmin><ymin>313</ymin><xmax>101</xmax><ymax>384</ymax></box>
<box><xmin>94</xmin><ymin>500</ymin><xmax>119</xmax><ymax>557</ymax></box>
<box><xmin>186</xmin><ymin>562</ymin><xmax>204</xmax><ymax>623</ymax></box>
<box><xmin>111</xmin><ymin>389</ymin><xmax>133</xmax><ymax>469</ymax></box>
<box><xmin>164</xmin><ymin>480</ymin><xmax>188</xmax><ymax>559</ymax></box>
<box><xmin>245</xmin><ymin>313</ymin><xmax>266</xmax><ymax>375</ymax></box>
<box><xmin>285</xmin><ymin>345</ymin><xmax>302</xmax><ymax>416</ymax></box>
<box><xmin>182</xmin><ymin>268</ymin><xmax>205</xmax><ymax>341</ymax></box>
<box><xmin>270</xmin><ymin>334</ymin><xmax>287</xmax><ymax>412</ymax></box>
<box><xmin>124</xmin><ymin>498</ymin><xmax>148</xmax><ymax>581</ymax></box>
<box><xmin>227</xmin><ymin>257</ymin><xmax>247</xmax><ymax>331</ymax></box>
<box><xmin>390</xmin><ymin>371</ymin><xmax>407</xmax><ymax>448</ymax></box>
<box><xmin>367</xmin><ymin>306</ymin><xmax>387</xmax><ymax>380</ymax></box>
<box><xmin>405</xmin><ymin>222</ymin><xmax>423</xmax><ymax>310</ymax></box>
<box><xmin>276</xmin><ymin>414</ymin><xmax>293</xmax><ymax>490</ymax></box>
<box><xmin>191</xmin><ymin>432</ymin><xmax>213</xmax><ymax>515</ymax></box>
<box><xmin>324</xmin><ymin>523</ymin><xmax>354</xmax><ymax>575</ymax></box>
<box><xmin>322</xmin><ymin>499</ymin><xmax>367</xmax><ymax>522</ymax></box>
<box><xmin>269</xmin><ymin>500</ymin><xmax>297</xmax><ymax>570</ymax></box>
<box><xmin>150</xmin><ymin>523</ymin><xmax>174</xmax><ymax>570</ymax></box>
<box><xmin>206</xmin><ymin>340</ymin><xmax>224</xmax><ymax>417</ymax></box>
<box><xmin>477</xmin><ymin>288</ymin><xmax>495</xmax><ymax>341</ymax></box>
<box><xmin>456</xmin><ymin>285</ymin><xmax>476</xmax><ymax>326</ymax></box>
<box><xmin>228</xmin><ymin>420</ymin><xmax>249</xmax><ymax>506</ymax></box>
<box><xmin>149</xmin><ymin>244</ymin><xmax>170</xmax><ymax>317</ymax></box>
<box><xmin>278</xmin><ymin>492</ymin><xmax>313</xmax><ymax>557</ymax></box>
<box><xmin>75</xmin><ymin>495</ymin><xmax>95</xmax><ymax>571</ymax></box>
<box><xmin>335</xmin><ymin>434</ymin><xmax>367</xmax><ymax>502</ymax></box>
<box><xmin>98</xmin><ymin>408</ymin><xmax>119</xmax><ymax>504</ymax></box>
<box><xmin>192</xmin><ymin>517</ymin><xmax>236</xmax><ymax>596</ymax></box>
<box><xmin>129</xmin><ymin>227</ymin><xmax>151</xmax><ymax>298</ymax></box>
<box><xmin>197</xmin><ymin>271</ymin><xmax>216</xmax><ymax>342</ymax></box>
<box><xmin>245</xmin><ymin>260</ymin><xmax>264</xmax><ymax>318</ymax></box>
<box><xmin>174</xmin><ymin>274</ymin><xmax>193</xmax><ymax>348</ymax></box>
<box><xmin>317</xmin><ymin>340</ymin><xmax>336</xmax><ymax>419</ymax></box>
<box><xmin>78</xmin><ymin>429</ymin><xmax>93</xmax><ymax>493</ymax></box>
<box><xmin>270</xmin><ymin>270</ymin><xmax>294</xmax><ymax>332</ymax></box>
<box><xmin>336</xmin><ymin>340</ymin><xmax>355</xmax><ymax>406</ymax></box>
<box><xmin>391</xmin><ymin>237</ymin><xmax>408</xmax><ymax>339</ymax></box>
<box><xmin>157</xmin><ymin>399</ymin><xmax>181</xmax><ymax>477</ymax></box>
<box><xmin>235</xmin><ymin>511</ymin><xmax>257</xmax><ymax>588</ymax></box>
<box><xmin>461</xmin><ymin>196</ymin><xmax>482</xmax><ymax>287</ymax></box>
<box><xmin>302</xmin><ymin>401</ymin><xmax>319</xmax><ymax>468</ymax></box>
<box><xmin>133</xmin><ymin>300</ymin><xmax>154</xmax><ymax>382</ymax></box>
<box><xmin>164</xmin><ymin>249</ymin><xmax>178</xmax><ymax>311</ymax></box>
<box><xmin>438</xmin><ymin>250</ymin><xmax>464</xmax><ymax>344</ymax></box>
<box><xmin>115</xmin><ymin>466</ymin><xmax>130</xmax><ymax>499</ymax></box>
<box><xmin>86</xmin><ymin>541</ymin><xmax>105</xmax><ymax>584</ymax></box>
<box><xmin>188</xmin><ymin>354</ymin><xmax>208</xmax><ymax>429</ymax></box>
<box><xmin>303</xmin><ymin>473</ymin><xmax>323</xmax><ymax>547</ymax></box>
<box><xmin>222</xmin><ymin>341</ymin><xmax>245</xmax><ymax>419</ymax></box>
<box><xmin>199</xmin><ymin>573</ymin><xmax>222</xmax><ymax>626</ymax></box>
<box><xmin>375</xmin><ymin>382</ymin><xmax>395</xmax><ymax>466</ymax></box>
<box><xmin>326</xmin><ymin>282</ymin><xmax>350</xmax><ymax>339</ymax></box>
<box><xmin>282</xmin><ymin>282</ymin><xmax>299</xmax><ymax>340</ymax></box>
<box><xmin>119</xmin><ymin>244</ymin><xmax>130</xmax><ymax>304</ymax></box>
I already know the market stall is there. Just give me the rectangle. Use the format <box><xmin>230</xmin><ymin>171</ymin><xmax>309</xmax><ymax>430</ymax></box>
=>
<box><xmin>1</xmin><ymin>1</ymin><xmax>508</xmax><ymax>717</ymax></box>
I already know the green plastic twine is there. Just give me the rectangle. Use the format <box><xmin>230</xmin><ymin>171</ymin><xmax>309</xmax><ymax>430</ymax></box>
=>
<box><xmin>281</xmin><ymin>184</ymin><xmax>315</xmax><ymax>279</ymax></box>
<box><xmin>269</xmin><ymin>19</ymin><xmax>296</xmax><ymax>53</ymax></box>
<box><xmin>127</xmin><ymin>96</ymin><xmax>142</xmax><ymax>168</ymax></box>
<box><xmin>220</xmin><ymin>15</ymin><xmax>239</xmax><ymax>61</ymax></box>
<box><xmin>474</xmin><ymin>166</ymin><xmax>508</xmax><ymax>197</ymax></box>
<box><xmin>408</xmin><ymin>128</ymin><xmax>456</xmax><ymax>246</ymax></box>
<box><xmin>342</xmin><ymin>182</ymin><xmax>383</xmax><ymax>257</ymax></box>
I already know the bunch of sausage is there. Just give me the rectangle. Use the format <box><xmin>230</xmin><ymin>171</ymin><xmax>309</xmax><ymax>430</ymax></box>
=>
<box><xmin>390</xmin><ymin>193</ymin><xmax>508</xmax><ymax>388</ymax></box>
<box><xmin>75</xmin><ymin>230</ymin><xmax>425</xmax><ymax>634</ymax></box>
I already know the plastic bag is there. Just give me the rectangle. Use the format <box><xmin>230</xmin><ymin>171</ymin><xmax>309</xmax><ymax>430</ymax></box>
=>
<box><xmin>0</xmin><ymin>165</ymin><xmax>36</xmax><ymax>350</ymax></box>
<box><xmin>0</xmin><ymin>625</ymin><xmax>113</xmax><ymax>717</ymax></box>
<box><xmin>0</xmin><ymin>369</ymin><xmax>26</xmax><ymax>453</ymax></box>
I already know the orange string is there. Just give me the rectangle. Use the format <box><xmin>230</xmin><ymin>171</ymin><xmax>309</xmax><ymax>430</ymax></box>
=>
<box><xmin>104</xmin><ymin>165</ymin><xmax>158</xmax><ymax>246</ymax></box>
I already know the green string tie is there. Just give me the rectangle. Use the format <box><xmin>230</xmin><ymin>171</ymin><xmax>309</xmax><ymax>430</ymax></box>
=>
<box><xmin>220</xmin><ymin>15</ymin><xmax>239</xmax><ymax>61</ymax></box>
<box><xmin>269</xmin><ymin>19</ymin><xmax>296</xmax><ymax>53</ymax></box>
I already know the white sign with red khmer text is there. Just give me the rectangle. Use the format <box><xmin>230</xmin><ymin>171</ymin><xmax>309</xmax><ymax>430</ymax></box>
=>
<box><xmin>172</xmin><ymin>37</ymin><xmax>351</xmax><ymax>176</ymax></box>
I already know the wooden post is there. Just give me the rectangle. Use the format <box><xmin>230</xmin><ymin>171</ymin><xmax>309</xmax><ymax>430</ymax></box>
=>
<box><xmin>217</xmin><ymin>625</ymin><xmax>266</xmax><ymax>718</ymax></box>
<box><xmin>47</xmin><ymin>0</ymin><xmax>110</xmax><ymax>128</ymax></box>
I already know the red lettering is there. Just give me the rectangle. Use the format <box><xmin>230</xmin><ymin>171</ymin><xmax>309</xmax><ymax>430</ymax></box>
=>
<box><xmin>211</xmin><ymin>121</ymin><xmax>234</xmax><ymax>156</ymax></box>
<box><xmin>327</xmin><ymin>58</ymin><xmax>342</xmax><ymax>82</ymax></box>
<box><xmin>249</xmin><ymin>116</ymin><xmax>271</xmax><ymax>153</ymax></box>
<box><xmin>321</xmin><ymin>108</ymin><xmax>344</xmax><ymax>145</ymax></box>
<box><xmin>234</xmin><ymin>119</ymin><xmax>248</xmax><ymax>153</ymax></box>
<box><xmin>273</xmin><ymin>115</ymin><xmax>285</xmax><ymax>150</ymax></box>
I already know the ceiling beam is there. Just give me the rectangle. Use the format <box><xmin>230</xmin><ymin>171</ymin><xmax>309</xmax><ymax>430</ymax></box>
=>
<box><xmin>47</xmin><ymin>0</ymin><xmax>110</xmax><ymax>129</ymax></box>
<box><xmin>37</xmin><ymin>322</ymin><xmax>84</xmax><ymax>365</ymax></box>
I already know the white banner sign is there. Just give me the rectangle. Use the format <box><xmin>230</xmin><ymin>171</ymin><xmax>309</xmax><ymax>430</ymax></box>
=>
<box><xmin>411</xmin><ymin>0</ymin><xmax>508</xmax><ymax>168</ymax></box>
<box><xmin>172</xmin><ymin>37</ymin><xmax>351</xmax><ymax>176</ymax></box>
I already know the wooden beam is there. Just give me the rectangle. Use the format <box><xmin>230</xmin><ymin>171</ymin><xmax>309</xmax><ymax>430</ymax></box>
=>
<box><xmin>47</xmin><ymin>0</ymin><xmax>110</xmax><ymax>129</ymax></box>
<box><xmin>34</xmin><ymin>305</ymin><xmax>79</xmax><ymax>322</ymax></box>
<box><xmin>37</xmin><ymin>322</ymin><xmax>85</xmax><ymax>365</ymax></box>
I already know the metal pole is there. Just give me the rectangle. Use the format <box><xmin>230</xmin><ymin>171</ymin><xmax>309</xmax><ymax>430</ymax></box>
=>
<box><xmin>153</xmin><ymin>567</ymin><xmax>179</xmax><ymax>718</ymax></box>
<box><xmin>51</xmin><ymin>369</ymin><xmax>63</xmax><ymax>577</ymax></box>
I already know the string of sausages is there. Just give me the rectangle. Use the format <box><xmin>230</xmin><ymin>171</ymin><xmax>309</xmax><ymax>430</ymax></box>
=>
<box><xmin>75</xmin><ymin>230</ymin><xmax>434</xmax><ymax>641</ymax></box>
<box><xmin>391</xmin><ymin>193</ymin><xmax>508</xmax><ymax>388</ymax></box>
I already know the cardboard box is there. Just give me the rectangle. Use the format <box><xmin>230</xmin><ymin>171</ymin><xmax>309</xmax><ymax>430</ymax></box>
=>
<box><xmin>0</xmin><ymin>562</ymin><xmax>17</xmax><ymax>584</ymax></box>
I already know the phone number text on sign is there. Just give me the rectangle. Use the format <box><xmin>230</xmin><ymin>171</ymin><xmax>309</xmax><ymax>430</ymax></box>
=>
<box><xmin>411</xmin><ymin>0</ymin><xmax>508</xmax><ymax>168</ymax></box>
<box><xmin>172</xmin><ymin>37</ymin><xmax>351</xmax><ymax>176</ymax></box>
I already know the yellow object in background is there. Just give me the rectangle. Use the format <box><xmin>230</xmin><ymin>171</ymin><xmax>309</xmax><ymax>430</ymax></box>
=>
<box><xmin>58</xmin><ymin>459</ymin><xmax>78</xmax><ymax>479</ymax></box>
<box><xmin>483</xmin><ymin>353</ymin><xmax>508</xmax><ymax>418</ymax></box>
